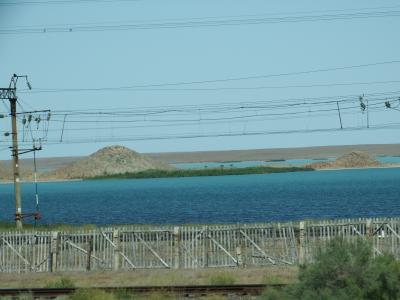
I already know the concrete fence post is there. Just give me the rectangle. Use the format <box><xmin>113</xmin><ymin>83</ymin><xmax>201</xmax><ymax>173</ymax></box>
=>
<box><xmin>173</xmin><ymin>226</ymin><xmax>181</xmax><ymax>269</ymax></box>
<box><xmin>366</xmin><ymin>219</ymin><xmax>373</xmax><ymax>237</ymax></box>
<box><xmin>50</xmin><ymin>231</ymin><xmax>59</xmax><ymax>272</ymax></box>
<box><xmin>204</xmin><ymin>226</ymin><xmax>209</xmax><ymax>267</ymax></box>
<box><xmin>112</xmin><ymin>229</ymin><xmax>120</xmax><ymax>271</ymax></box>
<box><xmin>299</xmin><ymin>221</ymin><xmax>306</xmax><ymax>265</ymax></box>
<box><xmin>86</xmin><ymin>236</ymin><xmax>93</xmax><ymax>271</ymax></box>
<box><xmin>236</xmin><ymin>246</ymin><xmax>244</xmax><ymax>268</ymax></box>
<box><xmin>236</xmin><ymin>224</ymin><xmax>244</xmax><ymax>268</ymax></box>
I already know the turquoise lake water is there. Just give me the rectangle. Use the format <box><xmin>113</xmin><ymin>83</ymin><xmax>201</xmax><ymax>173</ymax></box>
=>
<box><xmin>0</xmin><ymin>167</ymin><xmax>399</xmax><ymax>225</ymax></box>
<box><xmin>175</xmin><ymin>156</ymin><xmax>400</xmax><ymax>169</ymax></box>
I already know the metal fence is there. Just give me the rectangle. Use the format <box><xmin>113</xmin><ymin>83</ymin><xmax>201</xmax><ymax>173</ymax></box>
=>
<box><xmin>1</xmin><ymin>217</ymin><xmax>400</xmax><ymax>273</ymax></box>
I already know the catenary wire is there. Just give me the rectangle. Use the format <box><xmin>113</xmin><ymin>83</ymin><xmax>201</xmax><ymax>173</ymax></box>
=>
<box><xmin>2</xmin><ymin>9</ymin><xmax>400</xmax><ymax>34</ymax></box>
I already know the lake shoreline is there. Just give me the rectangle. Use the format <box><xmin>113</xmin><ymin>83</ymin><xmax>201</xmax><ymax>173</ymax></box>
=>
<box><xmin>2</xmin><ymin>164</ymin><xmax>400</xmax><ymax>183</ymax></box>
<box><xmin>87</xmin><ymin>166</ymin><xmax>313</xmax><ymax>180</ymax></box>
<box><xmin>315</xmin><ymin>163</ymin><xmax>400</xmax><ymax>171</ymax></box>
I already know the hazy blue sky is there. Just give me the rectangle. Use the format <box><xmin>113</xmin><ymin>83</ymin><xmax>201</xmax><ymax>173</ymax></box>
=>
<box><xmin>0</xmin><ymin>0</ymin><xmax>400</xmax><ymax>158</ymax></box>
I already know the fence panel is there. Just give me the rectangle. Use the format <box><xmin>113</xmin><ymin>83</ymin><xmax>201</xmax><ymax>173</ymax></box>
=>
<box><xmin>2</xmin><ymin>218</ymin><xmax>400</xmax><ymax>272</ymax></box>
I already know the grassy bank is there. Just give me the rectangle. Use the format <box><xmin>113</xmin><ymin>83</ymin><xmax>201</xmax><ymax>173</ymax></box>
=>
<box><xmin>0</xmin><ymin>267</ymin><xmax>297</xmax><ymax>288</ymax></box>
<box><xmin>90</xmin><ymin>166</ymin><xmax>313</xmax><ymax>180</ymax></box>
<box><xmin>0</xmin><ymin>221</ymin><xmax>98</xmax><ymax>232</ymax></box>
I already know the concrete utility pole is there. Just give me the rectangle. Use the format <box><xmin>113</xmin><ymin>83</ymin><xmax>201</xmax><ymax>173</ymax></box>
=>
<box><xmin>0</xmin><ymin>74</ymin><xmax>32</xmax><ymax>229</ymax></box>
<box><xmin>10</xmin><ymin>97</ymin><xmax>22</xmax><ymax>228</ymax></box>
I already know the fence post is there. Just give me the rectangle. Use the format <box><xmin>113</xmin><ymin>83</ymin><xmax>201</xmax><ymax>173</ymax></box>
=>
<box><xmin>299</xmin><ymin>221</ymin><xmax>306</xmax><ymax>265</ymax></box>
<box><xmin>173</xmin><ymin>226</ymin><xmax>181</xmax><ymax>269</ymax></box>
<box><xmin>236</xmin><ymin>246</ymin><xmax>244</xmax><ymax>267</ymax></box>
<box><xmin>236</xmin><ymin>224</ymin><xmax>244</xmax><ymax>268</ymax></box>
<box><xmin>366</xmin><ymin>219</ymin><xmax>373</xmax><ymax>237</ymax></box>
<box><xmin>113</xmin><ymin>229</ymin><xmax>120</xmax><ymax>271</ymax></box>
<box><xmin>86</xmin><ymin>236</ymin><xmax>93</xmax><ymax>271</ymax></box>
<box><xmin>366</xmin><ymin>218</ymin><xmax>375</xmax><ymax>257</ymax></box>
<box><xmin>50</xmin><ymin>231</ymin><xmax>59</xmax><ymax>272</ymax></box>
<box><xmin>204</xmin><ymin>226</ymin><xmax>209</xmax><ymax>267</ymax></box>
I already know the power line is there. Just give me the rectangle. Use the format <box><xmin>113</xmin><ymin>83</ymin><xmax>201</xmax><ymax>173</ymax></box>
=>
<box><xmin>0</xmin><ymin>0</ymin><xmax>140</xmax><ymax>6</ymax></box>
<box><xmin>40</xmin><ymin>91</ymin><xmax>399</xmax><ymax>122</ymax></box>
<box><xmin>7</xmin><ymin>90</ymin><xmax>398</xmax><ymax>147</ymax></box>
<box><xmin>13</xmin><ymin>106</ymin><xmax>390</xmax><ymax>134</ymax></box>
<box><xmin>2</xmin><ymin>9</ymin><xmax>400</xmax><ymax>34</ymax></box>
<box><xmin>45</xmin><ymin>101</ymin><xmax>388</xmax><ymax>124</ymax></box>
<box><xmin>48</xmin><ymin>97</ymin><xmax>359</xmax><ymax>116</ymax></box>
<box><xmin>11</xmin><ymin>96</ymin><xmax>394</xmax><ymax>138</ymax></box>
<box><xmin>9</xmin><ymin>122</ymin><xmax>400</xmax><ymax>146</ymax></box>
<box><xmin>5</xmin><ymin>4</ymin><xmax>400</xmax><ymax>22</ymax></box>
<box><xmin>21</xmin><ymin>79</ymin><xmax>400</xmax><ymax>94</ymax></box>
<box><xmin>18</xmin><ymin>61</ymin><xmax>400</xmax><ymax>93</ymax></box>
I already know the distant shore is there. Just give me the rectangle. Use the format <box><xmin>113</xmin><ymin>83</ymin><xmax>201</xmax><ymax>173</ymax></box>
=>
<box><xmin>2</xmin><ymin>164</ymin><xmax>400</xmax><ymax>183</ymax></box>
<box><xmin>88</xmin><ymin>166</ymin><xmax>313</xmax><ymax>180</ymax></box>
<box><xmin>315</xmin><ymin>163</ymin><xmax>400</xmax><ymax>171</ymax></box>
<box><xmin>0</xmin><ymin>178</ymin><xmax>83</xmax><ymax>185</ymax></box>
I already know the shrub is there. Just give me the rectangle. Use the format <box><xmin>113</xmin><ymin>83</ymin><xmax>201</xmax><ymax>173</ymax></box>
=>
<box><xmin>45</xmin><ymin>277</ymin><xmax>76</xmax><ymax>288</ymax></box>
<box><xmin>261</xmin><ymin>238</ymin><xmax>400</xmax><ymax>300</ymax></box>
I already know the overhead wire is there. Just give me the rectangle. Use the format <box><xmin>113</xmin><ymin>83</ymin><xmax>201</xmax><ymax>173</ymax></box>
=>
<box><xmin>11</xmin><ymin>106</ymin><xmax>390</xmax><ymax>134</ymax></box>
<box><xmin>47</xmin><ymin>105</ymin><xmax>366</xmax><ymax>123</ymax></box>
<box><xmin>2</xmin><ymin>8</ymin><xmax>400</xmax><ymax>34</ymax></box>
<box><xmin>6</xmin><ymin>83</ymin><xmax>400</xmax><ymax>147</ymax></box>
<box><xmin>0</xmin><ymin>0</ymin><xmax>141</xmax><ymax>5</ymax></box>
<box><xmin>18</xmin><ymin>61</ymin><xmax>400</xmax><ymax>94</ymax></box>
<box><xmin>8</xmin><ymin>122</ymin><xmax>400</xmax><ymax>146</ymax></box>
<box><xmin>43</xmin><ymin>90</ymin><xmax>400</xmax><ymax>117</ymax></box>
<box><xmin>20</xmin><ymin>79</ymin><xmax>400</xmax><ymax>94</ymax></box>
<box><xmin>46</xmin><ymin>92</ymin><xmax>399</xmax><ymax>118</ymax></box>
<box><xmin>5</xmin><ymin>97</ymin><xmax>398</xmax><ymax>141</ymax></box>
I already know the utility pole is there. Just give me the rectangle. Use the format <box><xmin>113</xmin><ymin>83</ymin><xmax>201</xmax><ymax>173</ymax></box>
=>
<box><xmin>10</xmin><ymin>97</ymin><xmax>22</xmax><ymax>228</ymax></box>
<box><xmin>0</xmin><ymin>74</ymin><xmax>32</xmax><ymax>229</ymax></box>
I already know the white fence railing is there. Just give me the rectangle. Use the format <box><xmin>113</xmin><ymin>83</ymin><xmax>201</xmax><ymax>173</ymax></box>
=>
<box><xmin>1</xmin><ymin>217</ymin><xmax>399</xmax><ymax>273</ymax></box>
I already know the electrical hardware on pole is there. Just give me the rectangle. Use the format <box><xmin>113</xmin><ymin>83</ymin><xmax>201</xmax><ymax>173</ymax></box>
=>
<box><xmin>0</xmin><ymin>74</ymin><xmax>45</xmax><ymax>229</ymax></box>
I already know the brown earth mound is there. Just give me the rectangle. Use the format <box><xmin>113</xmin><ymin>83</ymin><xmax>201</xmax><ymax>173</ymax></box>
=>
<box><xmin>308</xmin><ymin>151</ymin><xmax>380</xmax><ymax>169</ymax></box>
<box><xmin>44</xmin><ymin>145</ymin><xmax>174</xmax><ymax>179</ymax></box>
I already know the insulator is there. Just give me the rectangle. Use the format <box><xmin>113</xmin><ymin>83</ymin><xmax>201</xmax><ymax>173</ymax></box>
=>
<box><xmin>4</xmin><ymin>132</ymin><xmax>10</xmax><ymax>136</ymax></box>
<box><xmin>28</xmin><ymin>115</ymin><xmax>32</xmax><ymax>122</ymax></box>
<box><xmin>47</xmin><ymin>112</ymin><xmax>51</xmax><ymax>121</ymax></box>
<box><xmin>385</xmin><ymin>101</ymin><xmax>391</xmax><ymax>108</ymax></box>
<box><xmin>359</xmin><ymin>96</ymin><xmax>366</xmax><ymax>111</ymax></box>
<box><xmin>22</xmin><ymin>116</ymin><xmax>27</xmax><ymax>125</ymax></box>
<box><xmin>35</xmin><ymin>116</ymin><xmax>41</xmax><ymax>123</ymax></box>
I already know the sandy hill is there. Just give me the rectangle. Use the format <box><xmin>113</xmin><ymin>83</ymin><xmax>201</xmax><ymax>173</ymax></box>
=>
<box><xmin>308</xmin><ymin>151</ymin><xmax>380</xmax><ymax>169</ymax></box>
<box><xmin>0</xmin><ymin>161</ymin><xmax>34</xmax><ymax>181</ymax></box>
<box><xmin>45</xmin><ymin>145</ymin><xmax>174</xmax><ymax>179</ymax></box>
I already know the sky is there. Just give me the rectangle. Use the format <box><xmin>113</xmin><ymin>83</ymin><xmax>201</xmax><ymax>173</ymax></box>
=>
<box><xmin>0</xmin><ymin>0</ymin><xmax>400</xmax><ymax>159</ymax></box>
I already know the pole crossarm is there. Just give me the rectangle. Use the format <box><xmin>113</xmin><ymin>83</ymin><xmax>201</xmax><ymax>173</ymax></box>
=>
<box><xmin>0</xmin><ymin>88</ymin><xmax>16</xmax><ymax>100</ymax></box>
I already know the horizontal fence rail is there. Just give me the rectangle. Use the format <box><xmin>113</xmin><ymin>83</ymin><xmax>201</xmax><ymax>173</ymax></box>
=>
<box><xmin>1</xmin><ymin>217</ymin><xmax>400</xmax><ymax>273</ymax></box>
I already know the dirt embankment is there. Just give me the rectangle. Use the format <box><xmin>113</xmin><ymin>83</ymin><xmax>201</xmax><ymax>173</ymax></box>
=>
<box><xmin>41</xmin><ymin>145</ymin><xmax>174</xmax><ymax>180</ymax></box>
<box><xmin>307</xmin><ymin>151</ymin><xmax>380</xmax><ymax>169</ymax></box>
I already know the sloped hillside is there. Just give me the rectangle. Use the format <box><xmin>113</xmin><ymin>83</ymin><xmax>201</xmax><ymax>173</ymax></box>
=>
<box><xmin>0</xmin><ymin>161</ymin><xmax>34</xmax><ymax>181</ymax></box>
<box><xmin>46</xmin><ymin>145</ymin><xmax>174</xmax><ymax>179</ymax></box>
<box><xmin>308</xmin><ymin>151</ymin><xmax>380</xmax><ymax>169</ymax></box>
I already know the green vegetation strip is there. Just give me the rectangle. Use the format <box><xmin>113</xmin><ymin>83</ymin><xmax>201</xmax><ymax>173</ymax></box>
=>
<box><xmin>0</xmin><ymin>222</ymin><xmax>97</xmax><ymax>232</ymax></box>
<box><xmin>90</xmin><ymin>166</ymin><xmax>313</xmax><ymax>180</ymax></box>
